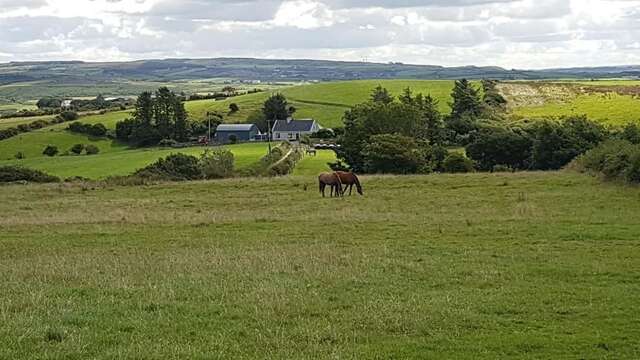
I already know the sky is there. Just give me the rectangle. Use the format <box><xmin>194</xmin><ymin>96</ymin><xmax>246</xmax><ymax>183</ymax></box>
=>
<box><xmin>1</xmin><ymin>0</ymin><xmax>639</xmax><ymax>69</ymax></box>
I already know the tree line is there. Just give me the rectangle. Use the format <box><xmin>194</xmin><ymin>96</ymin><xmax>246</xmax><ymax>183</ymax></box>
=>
<box><xmin>334</xmin><ymin>79</ymin><xmax>623</xmax><ymax>174</ymax></box>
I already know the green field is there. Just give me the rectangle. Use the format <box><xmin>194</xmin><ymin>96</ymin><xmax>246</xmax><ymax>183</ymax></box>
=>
<box><xmin>187</xmin><ymin>80</ymin><xmax>460</xmax><ymax>128</ymax></box>
<box><xmin>292</xmin><ymin>150</ymin><xmax>336</xmax><ymax>176</ymax></box>
<box><xmin>1</xmin><ymin>171</ymin><xmax>639</xmax><ymax>358</ymax></box>
<box><xmin>1</xmin><ymin>142</ymin><xmax>270</xmax><ymax>179</ymax></box>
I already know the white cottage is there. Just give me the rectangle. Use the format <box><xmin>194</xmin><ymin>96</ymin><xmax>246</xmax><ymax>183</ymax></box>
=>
<box><xmin>271</xmin><ymin>118</ymin><xmax>320</xmax><ymax>141</ymax></box>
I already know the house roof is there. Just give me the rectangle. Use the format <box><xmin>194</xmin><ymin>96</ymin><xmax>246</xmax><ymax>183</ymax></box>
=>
<box><xmin>216</xmin><ymin>124</ymin><xmax>258</xmax><ymax>132</ymax></box>
<box><xmin>272</xmin><ymin>119</ymin><xmax>316</xmax><ymax>132</ymax></box>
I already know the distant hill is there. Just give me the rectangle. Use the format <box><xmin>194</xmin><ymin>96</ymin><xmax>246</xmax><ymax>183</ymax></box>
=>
<box><xmin>1</xmin><ymin>58</ymin><xmax>639</xmax><ymax>86</ymax></box>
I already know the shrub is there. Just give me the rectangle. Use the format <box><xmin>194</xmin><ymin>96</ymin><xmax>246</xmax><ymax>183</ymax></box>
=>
<box><xmin>70</xmin><ymin>144</ymin><xmax>85</xmax><ymax>155</ymax></box>
<box><xmin>135</xmin><ymin>153</ymin><xmax>202</xmax><ymax>181</ymax></box>
<box><xmin>0</xmin><ymin>166</ymin><xmax>60</xmax><ymax>183</ymax></box>
<box><xmin>85</xmin><ymin>144</ymin><xmax>100</xmax><ymax>155</ymax></box>
<box><xmin>443</xmin><ymin>153</ymin><xmax>474</xmax><ymax>173</ymax></box>
<box><xmin>14</xmin><ymin>151</ymin><xmax>25</xmax><ymax>160</ymax></box>
<box><xmin>68</xmin><ymin>122</ymin><xmax>107</xmax><ymax>137</ymax></box>
<box><xmin>229</xmin><ymin>103</ymin><xmax>239</xmax><ymax>113</ymax></box>
<box><xmin>42</xmin><ymin>145</ymin><xmax>59</xmax><ymax>157</ymax></box>
<box><xmin>200</xmin><ymin>148</ymin><xmax>235</xmax><ymax>179</ymax></box>
<box><xmin>576</xmin><ymin>140</ymin><xmax>640</xmax><ymax>184</ymax></box>
<box><xmin>466</xmin><ymin>128</ymin><xmax>532</xmax><ymax>171</ymax></box>
<box><xmin>59</xmin><ymin>111</ymin><xmax>79</xmax><ymax>122</ymax></box>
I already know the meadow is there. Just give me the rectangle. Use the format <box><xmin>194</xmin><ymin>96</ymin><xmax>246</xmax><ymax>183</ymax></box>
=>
<box><xmin>1</xmin><ymin>142</ymin><xmax>271</xmax><ymax>179</ymax></box>
<box><xmin>1</xmin><ymin>171</ymin><xmax>639</xmax><ymax>358</ymax></box>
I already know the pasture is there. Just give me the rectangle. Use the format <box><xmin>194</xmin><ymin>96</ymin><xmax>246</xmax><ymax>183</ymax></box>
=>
<box><xmin>292</xmin><ymin>150</ymin><xmax>337</xmax><ymax>176</ymax></box>
<box><xmin>1</xmin><ymin>142</ymin><xmax>270</xmax><ymax>179</ymax></box>
<box><xmin>1</xmin><ymin>171</ymin><xmax>639</xmax><ymax>358</ymax></box>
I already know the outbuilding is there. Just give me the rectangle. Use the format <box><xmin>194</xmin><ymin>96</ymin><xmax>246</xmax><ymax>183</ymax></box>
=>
<box><xmin>215</xmin><ymin>124</ymin><xmax>261</xmax><ymax>143</ymax></box>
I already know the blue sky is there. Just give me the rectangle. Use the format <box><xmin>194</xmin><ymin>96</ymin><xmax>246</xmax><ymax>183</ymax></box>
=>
<box><xmin>1</xmin><ymin>0</ymin><xmax>639</xmax><ymax>68</ymax></box>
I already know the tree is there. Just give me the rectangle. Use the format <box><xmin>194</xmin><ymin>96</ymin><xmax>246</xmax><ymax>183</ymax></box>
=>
<box><xmin>420</xmin><ymin>94</ymin><xmax>444</xmax><ymax>144</ymax></box>
<box><xmin>399</xmin><ymin>87</ymin><xmax>414</xmax><ymax>105</ymax></box>
<box><xmin>362</xmin><ymin>134</ymin><xmax>422</xmax><ymax>173</ymax></box>
<box><xmin>42</xmin><ymin>145</ymin><xmax>59</xmax><ymax>157</ymax></box>
<box><xmin>338</xmin><ymin>101</ymin><xmax>423</xmax><ymax>172</ymax></box>
<box><xmin>288</xmin><ymin>106</ymin><xmax>297</xmax><ymax>117</ymax></box>
<box><xmin>370</xmin><ymin>85</ymin><xmax>394</xmax><ymax>104</ymax></box>
<box><xmin>173</xmin><ymin>97</ymin><xmax>189</xmax><ymax>142</ymax></box>
<box><xmin>450</xmin><ymin>79</ymin><xmax>483</xmax><ymax>119</ymax></box>
<box><xmin>262</xmin><ymin>93</ymin><xmax>289</xmax><ymax>122</ymax></box>
<box><xmin>229</xmin><ymin>103</ymin><xmax>240</xmax><ymax>113</ymax></box>
<box><xmin>529</xmin><ymin>116</ymin><xmax>607</xmax><ymax>170</ymax></box>
<box><xmin>222</xmin><ymin>86</ymin><xmax>237</xmax><ymax>95</ymax></box>
<box><xmin>466</xmin><ymin>128</ymin><xmax>533</xmax><ymax>171</ymax></box>
<box><xmin>133</xmin><ymin>91</ymin><xmax>154</xmax><ymax>126</ymax></box>
<box><xmin>482</xmin><ymin>79</ymin><xmax>507</xmax><ymax>111</ymax></box>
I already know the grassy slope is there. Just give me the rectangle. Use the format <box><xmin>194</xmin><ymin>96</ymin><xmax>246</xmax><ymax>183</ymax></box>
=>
<box><xmin>1</xmin><ymin>142</ymin><xmax>270</xmax><ymax>179</ymax></box>
<box><xmin>513</xmin><ymin>93</ymin><xmax>640</xmax><ymax>125</ymax></box>
<box><xmin>187</xmin><ymin>80</ymin><xmax>459</xmax><ymax>128</ymax></box>
<box><xmin>504</xmin><ymin>81</ymin><xmax>640</xmax><ymax>125</ymax></box>
<box><xmin>1</xmin><ymin>172</ymin><xmax>639</xmax><ymax>358</ymax></box>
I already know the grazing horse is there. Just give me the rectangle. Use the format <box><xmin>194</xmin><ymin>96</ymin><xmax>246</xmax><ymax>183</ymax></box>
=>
<box><xmin>336</xmin><ymin>171</ymin><xmax>363</xmax><ymax>196</ymax></box>
<box><xmin>319</xmin><ymin>172</ymin><xmax>343</xmax><ymax>198</ymax></box>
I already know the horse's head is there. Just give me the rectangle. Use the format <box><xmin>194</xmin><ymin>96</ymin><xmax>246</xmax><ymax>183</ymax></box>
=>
<box><xmin>356</xmin><ymin>184</ymin><xmax>363</xmax><ymax>195</ymax></box>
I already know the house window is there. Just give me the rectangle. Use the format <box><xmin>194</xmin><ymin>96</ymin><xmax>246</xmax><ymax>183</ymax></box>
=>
<box><xmin>289</xmin><ymin>133</ymin><xmax>293</xmax><ymax>139</ymax></box>
<box><xmin>276</xmin><ymin>133</ymin><xmax>280</xmax><ymax>139</ymax></box>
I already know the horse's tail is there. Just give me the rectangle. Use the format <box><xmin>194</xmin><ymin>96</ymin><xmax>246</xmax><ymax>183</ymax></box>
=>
<box><xmin>353</xmin><ymin>173</ymin><xmax>361</xmax><ymax>189</ymax></box>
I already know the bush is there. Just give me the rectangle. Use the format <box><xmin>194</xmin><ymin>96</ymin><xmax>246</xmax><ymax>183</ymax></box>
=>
<box><xmin>466</xmin><ymin>128</ymin><xmax>532</xmax><ymax>171</ymax></box>
<box><xmin>576</xmin><ymin>140</ymin><xmax>640</xmax><ymax>183</ymax></box>
<box><xmin>70</xmin><ymin>143</ymin><xmax>85</xmax><ymax>155</ymax></box>
<box><xmin>200</xmin><ymin>148</ymin><xmax>235</xmax><ymax>179</ymax></box>
<box><xmin>443</xmin><ymin>153</ymin><xmax>474</xmax><ymax>173</ymax></box>
<box><xmin>68</xmin><ymin>122</ymin><xmax>107</xmax><ymax>137</ymax></box>
<box><xmin>229</xmin><ymin>103</ymin><xmax>239</xmax><ymax>113</ymax></box>
<box><xmin>135</xmin><ymin>153</ymin><xmax>202</xmax><ymax>181</ymax></box>
<box><xmin>85</xmin><ymin>144</ymin><xmax>100</xmax><ymax>155</ymax></box>
<box><xmin>0</xmin><ymin>166</ymin><xmax>60</xmax><ymax>183</ymax></box>
<box><xmin>59</xmin><ymin>111</ymin><xmax>79</xmax><ymax>122</ymax></box>
<box><xmin>14</xmin><ymin>151</ymin><xmax>25</xmax><ymax>160</ymax></box>
<box><xmin>42</xmin><ymin>145</ymin><xmax>59</xmax><ymax>157</ymax></box>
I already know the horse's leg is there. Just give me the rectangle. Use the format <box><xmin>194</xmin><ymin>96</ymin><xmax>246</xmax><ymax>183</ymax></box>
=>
<box><xmin>348</xmin><ymin>184</ymin><xmax>353</xmax><ymax>196</ymax></box>
<box><xmin>320</xmin><ymin>182</ymin><xmax>325</xmax><ymax>197</ymax></box>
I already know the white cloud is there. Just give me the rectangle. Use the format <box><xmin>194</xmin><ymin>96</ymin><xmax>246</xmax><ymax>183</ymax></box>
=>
<box><xmin>1</xmin><ymin>0</ymin><xmax>640</xmax><ymax>68</ymax></box>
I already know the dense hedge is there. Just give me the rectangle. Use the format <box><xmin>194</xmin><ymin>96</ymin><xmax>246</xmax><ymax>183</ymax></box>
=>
<box><xmin>0</xmin><ymin>166</ymin><xmax>60</xmax><ymax>183</ymax></box>
<box><xmin>0</xmin><ymin>111</ymin><xmax>79</xmax><ymax>141</ymax></box>
<box><xmin>133</xmin><ymin>149</ymin><xmax>235</xmax><ymax>181</ymax></box>
<box><xmin>67</xmin><ymin>122</ymin><xmax>108</xmax><ymax>137</ymax></box>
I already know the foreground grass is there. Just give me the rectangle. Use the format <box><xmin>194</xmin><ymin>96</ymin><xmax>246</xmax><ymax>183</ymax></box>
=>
<box><xmin>1</xmin><ymin>172</ymin><xmax>639</xmax><ymax>358</ymax></box>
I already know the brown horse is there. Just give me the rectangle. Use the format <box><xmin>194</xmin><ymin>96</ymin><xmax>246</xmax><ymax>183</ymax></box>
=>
<box><xmin>319</xmin><ymin>172</ymin><xmax>343</xmax><ymax>198</ymax></box>
<box><xmin>336</xmin><ymin>171</ymin><xmax>363</xmax><ymax>196</ymax></box>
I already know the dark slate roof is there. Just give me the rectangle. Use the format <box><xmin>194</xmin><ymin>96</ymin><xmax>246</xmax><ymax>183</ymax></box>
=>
<box><xmin>272</xmin><ymin>119</ymin><xmax>315</xmax><ymax>132</ymax></box>
<box><xmin>216</xmin><ymin>124</ymin><xmax>258</xmax><ymax>132</ymax></box>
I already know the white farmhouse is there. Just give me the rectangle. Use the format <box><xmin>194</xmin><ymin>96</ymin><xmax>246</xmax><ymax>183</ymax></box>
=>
<box><xmin>271</xmin><ymin>118</ymin><xmax>320</xmax><ymax>141</ymax></box>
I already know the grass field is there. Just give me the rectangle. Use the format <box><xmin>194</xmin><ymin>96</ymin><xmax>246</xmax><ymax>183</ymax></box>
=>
<box><xmin>1</xmin><ymin>171</ymin><xmax>639</xmax><ymax>358</ymax></box>
<box><xmin>1</xmin><ymin>142</ymin><xmax>270</xmax><ymax>179</ymax></box>
<box><xmin>292</xmin><ymin>150</ymin><xmax>336</xmax><ymax>176</ymax></box>
<box><xmin>187</xmin><ymin>80</ymin><xmax>461</xmax><ymax>128</ymax></box>
<box><xmin>502</xmin><ymin>81</ymin><xmax>640</xmax><ymax>125</ymax></box>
